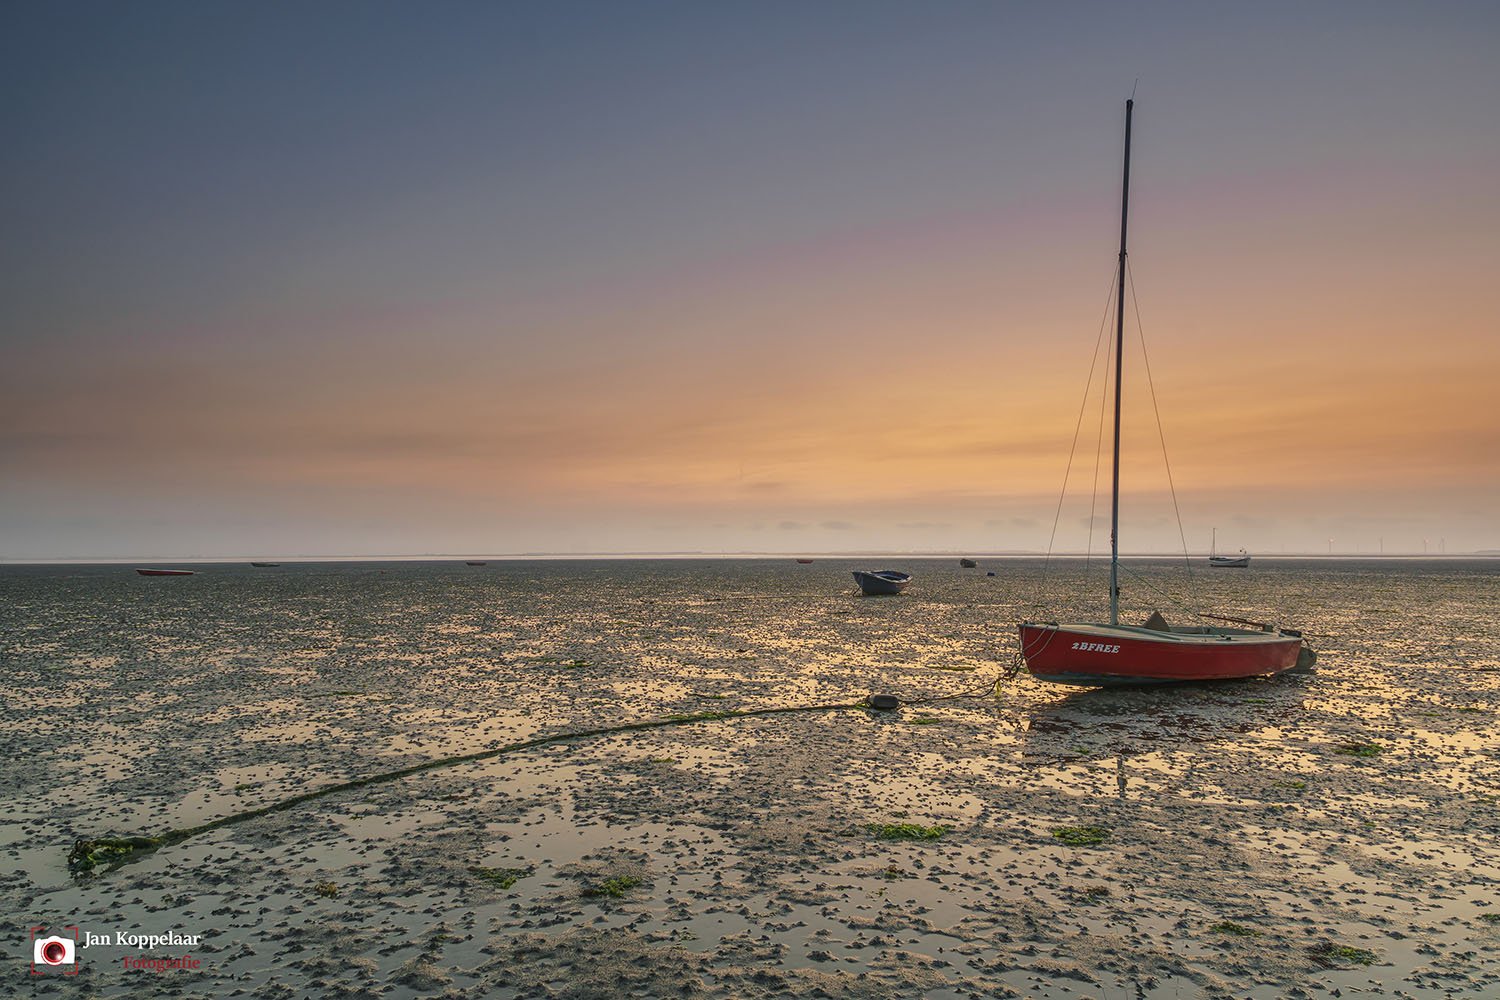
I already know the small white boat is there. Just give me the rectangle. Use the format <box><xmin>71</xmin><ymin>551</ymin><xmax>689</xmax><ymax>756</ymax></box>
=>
<box><xmin>1210</xmin><ymin>529</ymin><xmax>1250</xmax><ymax>567</ymax></box>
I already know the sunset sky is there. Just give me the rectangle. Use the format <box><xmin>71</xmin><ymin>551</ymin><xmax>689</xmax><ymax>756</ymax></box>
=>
<box><xmin>3</xmin><ymin>1</ymin><xmax>1497</xmax><ymax>558</ymax></box>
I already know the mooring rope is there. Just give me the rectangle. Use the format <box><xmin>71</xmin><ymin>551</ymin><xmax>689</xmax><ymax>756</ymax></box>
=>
<box><xmin>67</xmin><ymin>684</ymin><xmax>1013</xmax><ymax>878</ymax></box>
<box><xmin>67</xmin><ymin>701</ymin><xmax>870</xmax><ymax>876</ymax></box>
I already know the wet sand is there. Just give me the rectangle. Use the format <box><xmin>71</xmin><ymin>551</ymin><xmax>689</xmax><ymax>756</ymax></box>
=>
<box><xmin>4</xmin><ymin>558</ymin><xmax>1498</xmax><ymax>997</ymax></box>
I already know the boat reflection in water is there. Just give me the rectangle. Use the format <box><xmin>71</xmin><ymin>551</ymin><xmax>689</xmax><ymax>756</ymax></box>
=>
<box><xmin>1019</xmin><ymin>681</ymin><xmax>1309</xmax><ymax>798</ymax></box>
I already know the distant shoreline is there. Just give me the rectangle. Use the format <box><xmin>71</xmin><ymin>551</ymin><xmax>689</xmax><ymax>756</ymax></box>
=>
<box><xmin>2</xmin><ymin>553</ymin><xmax>1495</xmax><ymax>565</ymax></box>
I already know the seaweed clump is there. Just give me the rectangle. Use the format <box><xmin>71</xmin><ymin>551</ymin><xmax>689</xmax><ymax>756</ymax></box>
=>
<box><xmin>67</xmin><ymin>836</ymin><xmax>170</xmax><ymax>875</ymax></box>
<box><xmin>869</xmin><ymin>822</ymin><xmax>948</xmax><ymax>841</ymax></box>
<box><xmin>1210</xmin><ymin>921</ymin><xmax>1262</xmax><ymax>937</ymax></box>
<box><xmin>1309</xmin><ymin>941</ymin><xmax>1376</xmax><ymax>966</ymax></box>
<box><xmin>1052</xmin><ymin>826</ymin><xmax>1111</xmax><ymax>847</ymax></box>
<box><xmin>469</xmin><ymin>865</ymin><xmax>533</xmax><ymax>890</ymax></box>
<box><xmin>581</xmin><ymin>875</ymin><xmax>643</xmax><ymax>898</ymax></box>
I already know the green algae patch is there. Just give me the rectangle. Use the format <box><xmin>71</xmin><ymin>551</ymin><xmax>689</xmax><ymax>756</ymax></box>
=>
<box><xmin>909</xmin><ymin>716</ymin><xmax>941</xmax><ymax>726</ymax></box>
<box><xmin>1479</xmin><ymin>913</ymin><xmax>1500</xmax><ymax>924</ymax></box>
<box><xmin>1052</xmin><ymin>826</ymin><xmax>1111</xmax><ymax>847</ymax></box>
<box><xmin>1210</xmin><ymin>921</ymin><xmax>1262</xmax><ymax>937</ymax></box>
<box><xmin>869</xmin><ymin>822</ymin><xmax>948</xmax><ymax>841</ymax></box>
<box><xmin>582</xmin><ymin>875</ymin><xmax>643</xmax><ymax>899</ymax></box>
<box><xmin>1335</xmin><ymin>742</ymin><xmax>1385</xmax><ymax>758</ymax></box>
<box><xmin>469</xmin><ymin>865</ymin><xmax>533</xmax><ymax>890</ymax></box>
<box><xmin>1310</xmin><ymin>941</ymin><xmax>1376</xmax><ymax>966</ymax></box>
<box><xmin>68</xmin><ymin>836</ymin><xmax>171</xmax><ymax>875</ymax></box>
<box><xmin>312</xmin><ymin>880</ymin><xmax>339</xmax><ymax>899</ymax></box>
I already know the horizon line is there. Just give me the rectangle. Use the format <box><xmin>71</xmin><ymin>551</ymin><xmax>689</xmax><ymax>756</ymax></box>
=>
<box><xmin>1</xmin><ymin>551</ymin><xmax>1493</xmax><ymax>565</ymax></box>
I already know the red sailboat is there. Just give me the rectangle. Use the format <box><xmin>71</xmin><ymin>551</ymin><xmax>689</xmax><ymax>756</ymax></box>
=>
<box><xmin>1016</xmin><ymin>100</ymin><xmax>1307</xmax><ymax>687</ymax></box>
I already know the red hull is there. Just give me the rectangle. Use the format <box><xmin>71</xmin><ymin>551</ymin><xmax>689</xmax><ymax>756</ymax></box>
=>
<box><xmin>136</xmin><ymin>568</ymin><xmax>194</xmax><ymax>576</ymax></box>
<box><xmin>1018</xmin><ymin>622</ymin><xmax>1302</xmax><ymax>686</ymax></box>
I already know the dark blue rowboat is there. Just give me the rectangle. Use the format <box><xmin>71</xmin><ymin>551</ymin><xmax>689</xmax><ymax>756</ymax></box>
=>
<box><xmin>853</xmin><ymin>570</ymin><xmax>911</xmax><ymax>595</ymax></box>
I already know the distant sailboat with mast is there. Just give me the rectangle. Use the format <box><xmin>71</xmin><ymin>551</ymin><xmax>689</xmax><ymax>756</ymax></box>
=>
<box><xmin>1016</xmin><ymin>99</ymin><xmax>1306</xmax><ymax>686</ymax></box>
<box><xmin>1209</xmin><ymin>528</ymin><xmax>1250</xmax><ymax>568</ymax></box>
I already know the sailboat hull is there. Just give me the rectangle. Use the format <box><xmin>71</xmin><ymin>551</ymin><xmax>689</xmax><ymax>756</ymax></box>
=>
<box><xmin>1018</xmin><ymin>622</ymin><xmax>1303</xmax><ymax>686</ymax></box>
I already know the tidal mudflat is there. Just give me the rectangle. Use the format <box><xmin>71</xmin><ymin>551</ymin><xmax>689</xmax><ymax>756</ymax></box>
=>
<box><xmin>4</xmin><ymin>558</ymin><xmax>1497</xmax><ymax>997</ymax></box>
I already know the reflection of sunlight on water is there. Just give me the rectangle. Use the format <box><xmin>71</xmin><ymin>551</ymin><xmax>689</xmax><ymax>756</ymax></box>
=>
<box><xmin>1356</xmin><ymin>837</ymin><xmax>1492</xmax><ymax>872</ymax></box>
<box><xmin>634</xmin><ymin>742</ymin><xmax>752</xmax><ymax>782</ymax></box>
<box><xmin>610</xmin><ymin>678</ymin><xmax>691</xmax><ymax>701</ymax></box>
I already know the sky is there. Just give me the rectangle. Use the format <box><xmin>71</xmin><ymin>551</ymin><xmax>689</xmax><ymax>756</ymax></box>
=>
<box><xmin>2</xmin><ymin>1</ymin><xmax>1497</xmax><ymax>558</ymax></box>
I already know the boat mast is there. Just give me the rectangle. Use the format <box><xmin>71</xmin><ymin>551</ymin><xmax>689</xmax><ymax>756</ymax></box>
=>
<box><xmin>1110</xmin><ymin>99</ymin><xmax>1133</xmax><ymax>626</ymax></box>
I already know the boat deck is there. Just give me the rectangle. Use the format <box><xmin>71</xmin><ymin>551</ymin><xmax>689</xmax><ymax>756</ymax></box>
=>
<box><xmin>1022</xmin><ymin>621</ymin><xmax>1288</xmax><ymax>644</ymax></box>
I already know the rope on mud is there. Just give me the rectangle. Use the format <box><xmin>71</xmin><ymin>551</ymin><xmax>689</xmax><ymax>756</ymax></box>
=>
<box><xmin>887</xmin><ymin>667</ymin><xmax>1014</xmax><ymax>705</ymax></box>
<box><xmin>67</xmin><ymin>699</ymin><xmax>885</xmax><ymax>877</ymax></box>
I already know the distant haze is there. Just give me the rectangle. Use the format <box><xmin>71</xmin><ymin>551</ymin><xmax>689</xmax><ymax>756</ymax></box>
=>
<box><xmin>3</xmin><ymin>2</ymin><xmax>1497</xmax><ymax>559</ymax></box>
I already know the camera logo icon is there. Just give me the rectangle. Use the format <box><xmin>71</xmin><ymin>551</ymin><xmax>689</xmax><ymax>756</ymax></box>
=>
<box><xmin>30</xmin><ymin>926</ymin><xmax>80</xmax><ymax>975</ymax></box>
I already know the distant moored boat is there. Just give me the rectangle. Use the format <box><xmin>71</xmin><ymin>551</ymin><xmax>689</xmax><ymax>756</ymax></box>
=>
<box><xmin>136</xmin><ymin>568</ymin><xmax>194</xmax><ymax>576</ymax></box>
<box><xmin>853</xmin><ymin>570</ymin><xmax>911</xmax><ymax>596</ymax></box>
<box><xmin>795</xmin><ymin>558</ymin><xmax>814</xmax><ymax>564</ymax></box>
<box><xmin>465</xmin><ymin>561</ymin><xmax>488</xmax><ymax>566</ymax></box>
<box><xmin>1209</xmin><ymin>529</ymin><xmax>1250</xmax><ymax>567</ymax></box>
<box><xmin>959</xmin><ymin>558</ymin><xmax>978</xmax><ymax>568</ymax></box>
<box><xmin>250</xmin><ymin>562</ymin><xmax>280</xmax><ymax>568</ymax></box>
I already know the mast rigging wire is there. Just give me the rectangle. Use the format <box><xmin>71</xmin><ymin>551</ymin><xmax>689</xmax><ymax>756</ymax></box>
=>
<box><xmin>1126</xmin><ymin>261</ymin><xmax>1195</xmax><ymax>581</ymax></box>
<box><xmin>1032</xmin><ymin>266</ymin><xmax>1119</xmax><ymax>620</ymax></box>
